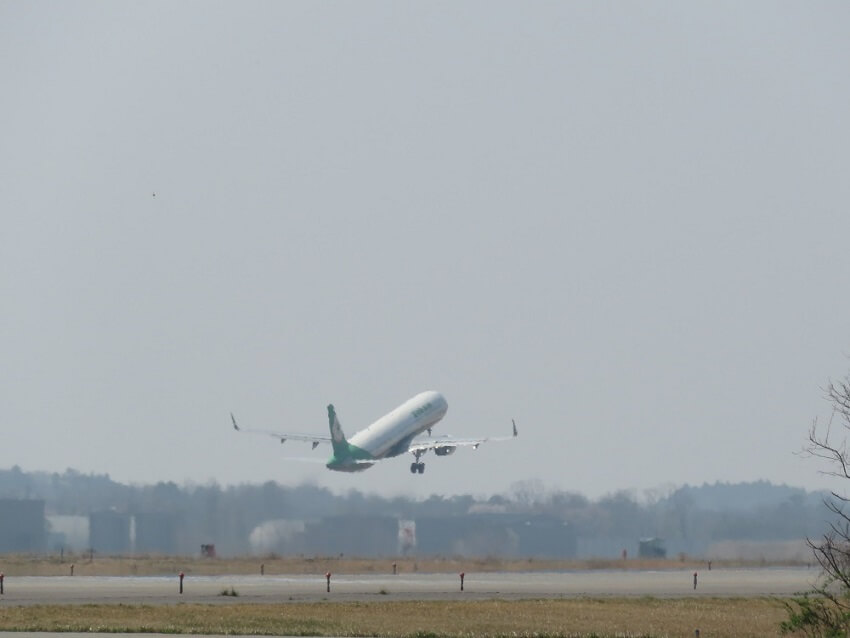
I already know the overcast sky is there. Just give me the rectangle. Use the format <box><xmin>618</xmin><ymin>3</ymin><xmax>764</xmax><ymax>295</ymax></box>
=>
<box><xmin>2</xmin><ymin>1</ymin><xmax>849</xmax><ymax>501</ymax></box>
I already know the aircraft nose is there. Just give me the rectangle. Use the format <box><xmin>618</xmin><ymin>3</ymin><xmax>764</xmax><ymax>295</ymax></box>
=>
<box><xmin>434</xmin><ymin>392</ymin><xmax>448</xmax><ymax>414</ymax></box>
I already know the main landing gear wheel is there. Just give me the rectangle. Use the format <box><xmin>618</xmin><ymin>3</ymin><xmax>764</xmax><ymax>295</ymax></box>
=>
<box><xmin>410</xmin><ymin>462</ymin><xmax>425</xmax><ymax>474</ymax></box>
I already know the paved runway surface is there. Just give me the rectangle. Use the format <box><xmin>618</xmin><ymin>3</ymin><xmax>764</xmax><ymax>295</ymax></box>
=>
<box><xmin>0</xmin><ymin>568</ymin><xmax>817</xmax><ymax>605</ymax></box>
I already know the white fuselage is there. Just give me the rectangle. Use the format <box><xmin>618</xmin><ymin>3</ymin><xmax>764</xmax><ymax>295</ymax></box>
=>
<box><xmin>349</xmin><ymin>390</ymin><xmax>448</xmax><ymax>459</ymax></box>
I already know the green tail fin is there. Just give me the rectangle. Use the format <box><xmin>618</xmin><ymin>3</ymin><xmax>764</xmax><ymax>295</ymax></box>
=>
<box><xmin>327</xmin><ymin>404</ymin><xmax>350</xmax><ymax>458</ymax></box>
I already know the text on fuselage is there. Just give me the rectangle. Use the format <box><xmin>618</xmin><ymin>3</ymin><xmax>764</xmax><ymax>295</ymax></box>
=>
<box><xmin>411</xmin><ymin>403</ymin><xmax>433</xmax><ymax>419</ymax></box>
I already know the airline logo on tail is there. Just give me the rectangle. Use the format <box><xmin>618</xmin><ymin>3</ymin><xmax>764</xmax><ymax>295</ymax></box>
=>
<box><xmin>327</xmin><ymin>404</ymin><xmax>354</xmax><ymax>464</ymax></box>
<box><xmin>328</xmin><ymin>405</ymin><xmax>345</xmax><ymax>443</ymax></box>
<box><xmin>326</xmin><ymin>403</ymin><xmax>375</xmax><ymax>471</ymax></box>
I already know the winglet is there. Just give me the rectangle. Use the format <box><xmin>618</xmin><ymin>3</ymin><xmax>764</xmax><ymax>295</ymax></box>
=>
<box><xmin>231</xmin><ymin>413</ymin><xmax>241</xmax><ymax>431</ymax></box>
<box><xmin>512</xmin><ymin>419</ymin><xmax>518</xmax><ymax>437</ymax></box>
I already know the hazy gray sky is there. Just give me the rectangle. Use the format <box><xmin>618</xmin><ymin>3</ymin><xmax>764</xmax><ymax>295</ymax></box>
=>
<box><xmin>3</xmin><ymin>1</ymin><xmax>850</xmax><ymax>500</ymax></box>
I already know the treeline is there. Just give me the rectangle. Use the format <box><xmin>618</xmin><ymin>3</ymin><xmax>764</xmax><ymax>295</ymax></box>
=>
<box><xmin>0</xmin><ymin>466</ymin><xmax>832</xmax><ymax>555</ymax></box>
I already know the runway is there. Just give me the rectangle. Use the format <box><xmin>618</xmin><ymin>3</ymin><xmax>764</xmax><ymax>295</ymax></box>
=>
<box><xmin>0</xmin><ymin>568</ymin><xmax>817</xmax><ymax>605</ymax></box>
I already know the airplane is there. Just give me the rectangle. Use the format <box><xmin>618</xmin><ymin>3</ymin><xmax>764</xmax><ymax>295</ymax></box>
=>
<box><xmin>230</xmin><ymin>390</ymin><xmax>517</xmax><ymax>474</ymax></box>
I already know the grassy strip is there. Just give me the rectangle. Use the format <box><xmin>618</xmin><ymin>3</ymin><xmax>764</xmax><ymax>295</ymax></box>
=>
<box><xmin>0</xmin><ymin>598</ymin><xmax>788</xmax><ymax>637</ymax></box>
<box><xmin>0</xmin><ymin>554</ymin><xmax>803</xmax><ymax>577</ymax></box>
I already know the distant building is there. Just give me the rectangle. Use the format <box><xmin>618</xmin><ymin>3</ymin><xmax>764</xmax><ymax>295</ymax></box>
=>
<box><xmin>134</xmin><ymin>512</ymin><xmax>179</xmax><ymax>554</ymax></box>
<box><xmin>0</xmin><ymin>499</ymin><xmax>46</xmax><ymax>553</ymax></box>
<box><xmin>638</xmin><ymin>537</ymin><xmax>667</xmax><ymax>558</ymax></box>
<box><xmin>46</xmin><ymin>515</ymin><xmax>89</xmax><ymax>551</ymax></box>
<box><xmin>89</xmin><ymin>511</ymin><xmax>131</xmax><ymax>554</ymax></box>
<box><xmin>416</xmin><ymin>514</ymin><xmax>576</xmax><ymax>558</ymax></box>
<box><xmin>289</xmin><ymin>514</ymin><xmax>577</xmax><ymax>558</ymax></box>
<box><xmin>303</xmin><ymin>516</ymin><xmax>398</xmax><ymax>556</ymax></box>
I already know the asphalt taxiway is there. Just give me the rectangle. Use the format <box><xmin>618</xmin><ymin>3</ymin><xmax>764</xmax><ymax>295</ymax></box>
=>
<box><xmin>0</xmin><ymin>568</ymin><xmax>817</xmax><ymax>605</ymax></box>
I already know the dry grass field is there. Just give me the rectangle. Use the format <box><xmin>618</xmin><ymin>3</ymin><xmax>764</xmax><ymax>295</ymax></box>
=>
<box><xmin>0</xmin><ymin>598</ymin><xmax>789</xmax><ymax>637</ymax></box>
<box><xmin>0</xmin><ymin>553</ymin><xmax>791</xmax><ymax>577</ymax></box>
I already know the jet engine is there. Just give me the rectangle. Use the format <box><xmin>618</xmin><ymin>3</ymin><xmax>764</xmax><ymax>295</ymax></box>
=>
<box><xmin>434</xmin><ymin>445</ymin><xmax>456</xmax><ymax>456</ymax></box>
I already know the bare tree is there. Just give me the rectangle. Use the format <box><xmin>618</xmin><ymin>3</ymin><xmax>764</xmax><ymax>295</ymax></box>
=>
<box><xmin>783</xmin><ymin>375</ymin><xmax>850</xmax><ymax>635</ymax></box>
<box><xmin>807</xmin><ymin>377</ymin><xmax>850</xmax><ymax>580</ymax></box>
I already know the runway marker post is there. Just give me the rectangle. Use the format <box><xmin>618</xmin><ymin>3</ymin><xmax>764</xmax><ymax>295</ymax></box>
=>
<box><xmin>1</xmin><ymin>572</ymin><xmax>4</xmax><ymax>595</ymax></box>
<box><xmin>179</xmin><ymin>572</ymin><xmax>184</xmax><ymax>594</ymax></box>
<box><xmin>460</xmin><ymin>572</ymin><xmax>465</xmax><ymax>591</ymax></box>
<box><xmin>70</xmin><ymin>564</ymin><xmax>74</xmax><ymax>576</ymax></box>
<box><xmin>325</xmin><ymin>572</ymin><xmax>331</xmax><ymax>593</ymax></box>
<box><xmin>261</xmin><ymin>563</ymin><xmax>264</xmax><ymax>576</ymax></box>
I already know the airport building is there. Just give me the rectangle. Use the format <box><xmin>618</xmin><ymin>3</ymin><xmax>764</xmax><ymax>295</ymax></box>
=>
<box><xmin>89</xmin><ymin>511</ymin><xmax>131</xmax><ymax>555</ymax></box>
<box><xmin>285</xmin><ymin>514</ymin><xmax>577</xmax><ymax>559</ymax></box>
<box><xmin>415</xmin><ymin>514</ymin><xmax>577</xmax><ymax>558</ymax></box>
<box><xmin>134</xmin><ymin>512</ymin><xmax>179</xmax><ymax>554</ymax></box>
<box><xmin>303</xmin><ymin>516</ymin><xmax>399</xmax><ymax>556</ymax></box>
<box><xmin>0</xmin><ymin>499</ymin><xmax>46</xmax><ymax>553</ymax></box>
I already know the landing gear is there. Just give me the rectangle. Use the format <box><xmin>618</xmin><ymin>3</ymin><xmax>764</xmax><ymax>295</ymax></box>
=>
<box><xmin>410</xmin><ymin>450</ymin><xmax>426</xmax><ymax>474</ymax></box>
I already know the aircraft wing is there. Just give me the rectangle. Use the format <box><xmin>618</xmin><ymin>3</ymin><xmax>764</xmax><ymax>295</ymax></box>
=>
<box><xmin>230</xmin><ymin>413</ymin><xmax>331</xmax><ymax>449</ymax></box>
<box><xmin>407</xmin><ymin>419</ymin><xmax>518</xmax><ymax>454</ymax></box>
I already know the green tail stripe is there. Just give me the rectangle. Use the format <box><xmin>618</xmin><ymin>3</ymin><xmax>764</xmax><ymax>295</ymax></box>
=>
<box><xmin>326</xmin><ymin>404</ymin><xmax>375</xmax><ymax>466</ymax></box>
<box><xmin>327</xmin><ymin>404</ymin><xmax>349</xmax><ymax>458</ymax></box>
